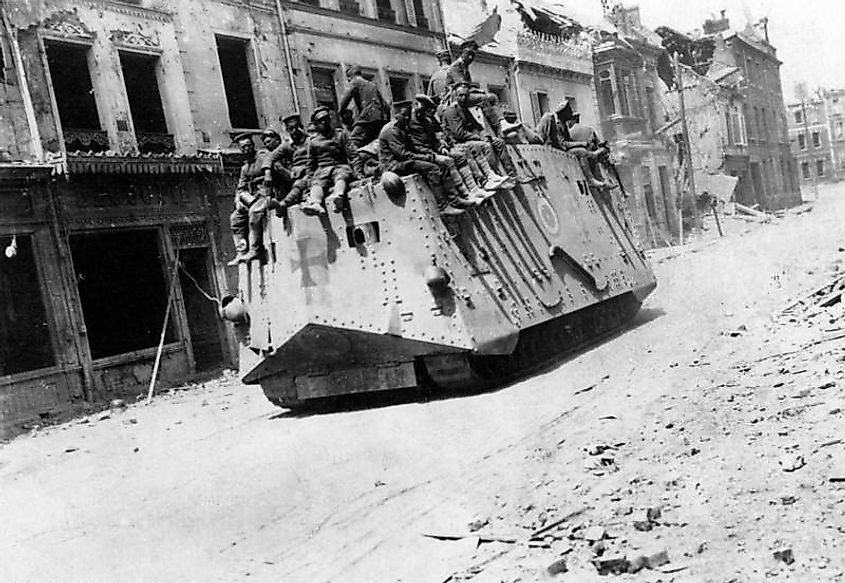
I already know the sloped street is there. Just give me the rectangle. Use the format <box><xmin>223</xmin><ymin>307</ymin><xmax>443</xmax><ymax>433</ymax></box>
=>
<box><xmin>2</xmin><ymin>187</ymin><xmax>845</xmax><ymax>583</ymax></box>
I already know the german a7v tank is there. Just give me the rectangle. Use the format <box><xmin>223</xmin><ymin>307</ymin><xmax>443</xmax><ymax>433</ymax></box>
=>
<box><xmin>228</xmin><ymin>144</ymin><xmax>656</xmax><ymax>408</ymax></box>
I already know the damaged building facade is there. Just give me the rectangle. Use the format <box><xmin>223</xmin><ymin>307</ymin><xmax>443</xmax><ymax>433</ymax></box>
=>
<box><xmin>657</xmin><ymin>13</ymin><xmax>801</xmax><ymax>211</ymax></box>
<box><xmin>441</xmin><ymin>0</ymin><xmax>599</xmax><ymax>132</ymax></box>
<box><xmin>0</xmin><ymin>0</ymin><xmax>451</xmax><ymax>433</ymax></box>
<box><xmin>593</xmin><ymin>6</ymin><xmax>679</xmax><ymax>246</ymax></box>
<box><xmin>787</xmin><ymin>88</ymin><xmax>845</xmax><ymax>185</ymax></box>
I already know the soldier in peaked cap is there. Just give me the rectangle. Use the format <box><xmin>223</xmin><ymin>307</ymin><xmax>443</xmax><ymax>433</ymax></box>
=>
<box><xmin>272</xmin><ymin>112</ymin><xmax>313</xmax><ymax>210</ymax></box>
<box><xmin>338</xmin><ymin>64</ymin><xmax>389</xmax><ymax>150</ymax></box>
<box><xmin>227</xmin><ymin>132</ymin><xmax>281</xmax><ymax>265</ymax></box>
<box><xmin>537</xmin><ymin>101</ymin><xmax>610</xmax><ymax>188</ymax></box>
<box><xmin>378</xmin><ymin>100</ymin><xmax>470</xmax><ymax>217</ymax></box>
<box><xmin>300</xmin><ymin>106</ymin><xmax>357</xmax><ymax>215</ymax></box>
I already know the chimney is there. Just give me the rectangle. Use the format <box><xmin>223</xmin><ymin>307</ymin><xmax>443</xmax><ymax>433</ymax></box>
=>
<box><xmin>703</xmin><ymin>9</ymin><xmax>730</xmax><ymax>35</ymax></box>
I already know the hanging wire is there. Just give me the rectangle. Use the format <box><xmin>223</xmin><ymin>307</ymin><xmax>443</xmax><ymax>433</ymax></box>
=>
<box><xmin>177</xmin><ymin>261</ymin><xmax>222</xmax><ymax>309</ymax></box>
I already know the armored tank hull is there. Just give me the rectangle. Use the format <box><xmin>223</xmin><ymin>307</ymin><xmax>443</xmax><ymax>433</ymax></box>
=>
<box><xmin>233</xmin><ymin>144</ymin><xmax>656</xmax><ymax>408</ymax></box>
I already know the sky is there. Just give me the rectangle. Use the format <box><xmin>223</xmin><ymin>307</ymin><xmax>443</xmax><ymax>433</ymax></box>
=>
<box><xmin>613</xmin><ymin>0</ymin><xmax>845</xmax><ymax>103</ymax></box>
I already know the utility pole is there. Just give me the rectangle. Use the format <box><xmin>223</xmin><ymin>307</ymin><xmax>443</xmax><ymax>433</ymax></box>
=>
<box><xmin>674</xmin><ymin>52</ymin><xmax>700</xmax><ymax>235</ymax></box>
<box><xmin>801</xmin><ymin>98</ymin><xmax>819</xmax><ymax>200</ymax></box>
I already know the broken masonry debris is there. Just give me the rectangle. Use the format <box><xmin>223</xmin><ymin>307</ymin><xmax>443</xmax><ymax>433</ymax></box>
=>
<box><xmin>592</xmin><ymin>555</ymin><xmax>630</xmax><ymax>575</ymax></box>
<box><xmin>773</xmin><ymin>548</ymin><xmax>795</xmax><ymax>565</ymax></box>
<box><xmin>545</xmin><ymin>558</ymin><xmax>568</xmax><ymax>575</ymax></box>
<box><xmin>583</xmin><ymin>526</ymin><xmax>606</xmax><ymax>542</ymax></box>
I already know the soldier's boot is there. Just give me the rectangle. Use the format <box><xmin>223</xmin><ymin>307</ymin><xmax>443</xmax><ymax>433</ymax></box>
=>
<box><xmin>431</xmin><ymin>183</ymin><xmax>466</xmax><ymax>217</ymax></box>
<box><xmin>300</xmin><ymin>183</ymin><xmax>327</xmax><ymax>216</ymax></box>
<box><xmin>240</xmin><ymin>226</ymin><xmax>264</xmax><ymax>263</ymax></box>
<box><xmin>324</xmin><ymin>179</ymin><xmax>348</xmax><ymax>213</ymax></box>
<box><xmin>475</xmin><ymin>153</ymin><xmax>512</xmax><ymax>191</ymax></box>
<box><xmin>457</xmin><ymin>163</ymin><xmax>494</xmax><ymax>203</ymax></box>
<box><xmin>579</xmin><ymin>158</ymin><xmax>610</xmax><ymax>190</ymax></box>
<box><xmin>227</xmin><ymin>235</ymin><xmax>249</xmax><ymax>266</ymax></box>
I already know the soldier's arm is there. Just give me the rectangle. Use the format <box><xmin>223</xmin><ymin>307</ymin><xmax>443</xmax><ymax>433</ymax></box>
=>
<box><xmin>342</xmin><ymin>131</ymin><xmax>358</xmax><ymax>168</ymax></box>
<box><xmin>306</xmin><ymin>140</ymin><xmax>317</xmax><ymax>179</ymax></box>
<box><xmin>442</xmin><ymin>107</ymin><xmax>471</xmax><ymax>143</ymax></box>
<box><xmin>236</xmin><ymin>164</ymin><xmax>250</xmax><ymax>193</ymax></box>
<box><xmin>338</xmin><ymin>81</ymin><xmax>356</xmax><ymax>113</ymax></box>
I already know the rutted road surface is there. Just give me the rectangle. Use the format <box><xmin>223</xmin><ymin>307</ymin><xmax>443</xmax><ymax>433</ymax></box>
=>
<box><xmin>2</xmin><ymin>187</ymin><xmax>844</xmax><ymax>582</ymax></box>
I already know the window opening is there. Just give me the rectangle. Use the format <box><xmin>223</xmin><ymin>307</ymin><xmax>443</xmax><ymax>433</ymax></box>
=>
<box><xmin>641</xmin><ymin>166</ymin><xmax>657</xmax><ymax>219</ymax></box>
<box><xmin>216</xmin><ymin>36</ymin><xmax>259</xmax><ymax>130</ymax></box>
<box><xmin>44</xmin><ymin>40</ymin><xmax>107</xmax><ymax>152</ymax></box>
<box><xmin>412</xmin><ymin>0</ymin><xmax>429</xmax><ymax>28</ymax></box>
<box><xmin>0</xmin><ymin>235</ymin><xmax>54</xmax><ymax>376</ymax></box>
<box><xmin>797</xmin><ymin>133</ymin><xmax>806</xmax><ymax>150</ymax></box>
<box><xmin>120</xmin><ymin>52</ymin><xmax>173</xmax><ymax>154</ymax></box>
<box><xmin>70</xmin><ymin>229</ymin><xmax>175</xmax><ymax>360</ymax></box>
<box><xmin>389</xmin><ymin>75</ymin><xmax>410</xmax><ymax>103</ymax></box>
<box><xmin>812</xmin><ymin>131</ymin><xmax>821</xmax><ymax>148</ymax></box>
<box><xmin>817</xmin><ymin>159</ymin><xmax>825</xmax><ymax>177</ymax></box>
<box><xmin>599</xmin><ymin>69</ymin><xmax>615</xmax><ymax>116</ymax></box>
<box><xmin>376</xmin><ymin>0</ymin><xmax>395</xmax><ymax>22</ymax></box>
<box><xmin>488</xmin><ymin>85</ymin><xmax>509</xmax><ymax>106</ymax></box>
<box><xmin>311</xmin><ymin>66</ymin><xmax>339</xmax><ymax>112</ymax></box>
<box><xmin>801</xmin><ymin>161</ymin><xmax>810</xmax><ymax>178</ymax></box>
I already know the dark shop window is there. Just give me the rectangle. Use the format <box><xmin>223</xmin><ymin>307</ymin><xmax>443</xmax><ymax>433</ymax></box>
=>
<box><xmin>216</xmin><ymin>36</ymin><xmax>259</xmax><ymax>130</ymax></box>
<box><xmin>0</xmin><ymin>235</ymin><xmax>54</xmax><ymax>376</ymax></box>
<box><xmin>70</xmin><ymin>230</ymin><xmax>175</xmax><ymax>360</ymax></box>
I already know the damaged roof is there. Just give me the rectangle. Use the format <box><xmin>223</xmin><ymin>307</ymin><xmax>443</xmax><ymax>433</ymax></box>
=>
<box><xmin>511</xmin><ymin>0</ymin><xmax>613</xmax><ymax>37</ymax></box>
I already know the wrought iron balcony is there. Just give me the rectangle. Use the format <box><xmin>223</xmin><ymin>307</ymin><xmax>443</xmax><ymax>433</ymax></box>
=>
<box><xmin>63</xmin><ymin>128</ymin><xmax>110</xmax><ymax>153</ymax></box>
<box><xmin>137</xmin><ymin>132</ymin><xmax>176</xmax><ymax>155</ymax></box>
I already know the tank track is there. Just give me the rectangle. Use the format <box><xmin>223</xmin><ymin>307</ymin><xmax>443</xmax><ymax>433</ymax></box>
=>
<box><xmin>421</xmin><ymin>292</ymin><xmax>642</xmax><ymax>392</ymax></box>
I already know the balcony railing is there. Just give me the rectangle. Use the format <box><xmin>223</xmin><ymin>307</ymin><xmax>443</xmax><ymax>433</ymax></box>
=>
<box><xmin>63</xmin><ymin>128</ymin><xmax>110</xmax><ymax>153</ymax></box>
<box><xmin>137</xmin><ymin>132</ymin><xmax>176</xmax><ymax>154</ymax></box>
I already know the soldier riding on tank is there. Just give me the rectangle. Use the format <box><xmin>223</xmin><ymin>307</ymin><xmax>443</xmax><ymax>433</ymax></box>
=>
<box><xmin>300</xmin><ymin>106</ymin><xmax>357</xmax><ymax>215</ymax></box>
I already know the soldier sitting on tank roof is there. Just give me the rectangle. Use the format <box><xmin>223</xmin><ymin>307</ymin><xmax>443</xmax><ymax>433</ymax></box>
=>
<box><xmin>379</xmin><ymin>100</ymin><xmax>473</xmax><ymax>217</ymax></box>
<box><xmin>266</xmin><ymin>112</ymin><xmax>312</xmax><ymax>212</ymax></box>
<box><xmin>538</xmin><ymin>101</ymin><xmax>610</xmax><ymax>189</ymax></box>
<box><xmin>227</xmin><ymin>132</ymin><xmax>283</xmax><ymax>265</ymax></box>
<box><xmin>500</xmin><ymin>104</ymin><xmax>542</xmax><ymax>145</ymax></box>
<box><xmin>409</xmin><ymin>94</ymin><xmax>491</xmax><ymax>205</ymax></box>
<box><xmin>567</xmin><ymin>112</ymin><xmax>620</xmax><ymax>194</ymax></box>
<box><xmin>259</xmin><ymin>127</ymin><xmax>293</xmax><ymax>201</ymax></box>
<box><xmin>300</xmin><ymin>106</ymin><xmax>357</xmax><ymax>216</ymax></box>
<box><xmin>442</xmin><ymin>82</ymin><xmax>516</xmax><ymax>189</ymax></box>
<box><xmin>353</xmin><ymin>139</ymin><xmax>382</xmax><ymax>180</ymax></box>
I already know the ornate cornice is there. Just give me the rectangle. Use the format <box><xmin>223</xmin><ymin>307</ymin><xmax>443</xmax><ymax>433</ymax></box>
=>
<box><xmin>86</xmin><ymin>1</ymin><xmax>173</xmax><ymax>23</ymax></box>
<box><xmin>110</xmin><ymin>28</ymin><xmax>160</xmax><ymax>50</ymax></box>
<box><xmin>41</xmin><ymin>10</ymin><xmax>94</xmax><ymax>41</ymax></box>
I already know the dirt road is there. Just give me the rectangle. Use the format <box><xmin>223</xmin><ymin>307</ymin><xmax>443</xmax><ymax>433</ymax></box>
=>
<box><xmin>2</xmin><ymin>187</ymin><xmax>844</xmax><ymax>583</ymax></box>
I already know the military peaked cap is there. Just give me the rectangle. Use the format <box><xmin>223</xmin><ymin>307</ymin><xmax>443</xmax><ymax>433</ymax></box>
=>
<box><xmin>232</xmin><ymin>131</ymin><xmax>255</xmax><ymax>143</ymax></box>
<box><xmin>392</xmin><ymin>100</ymin><xmax>413</xmax><ymax>113</ymax></box>
<box><xmin>282</xmin><ymin>112</ymin><xmax>302</xmax><ymax>124</ymax></box>
<box><xmin>311</xmin><ymin>106</ymin><xmax>331</xmax><ymax>122</ymax></box>
<box><xmin>435</xmin><ymin>49</ymin><xmax>451</xmax><ymax>59</ymax></box>
<box><xmin>345</xmin><ymin>64</ymin><xmax>362</xmax><ymax>77</ymax></box>
<box><xmin>262</xmin><ymin>127</ymin><xmax>281</xmax><ymax>140</ymax></box>
<box><xmin>414</xmin><ymin>94</ymin><xmax>436</xmax><ymax>110</ymax></box>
